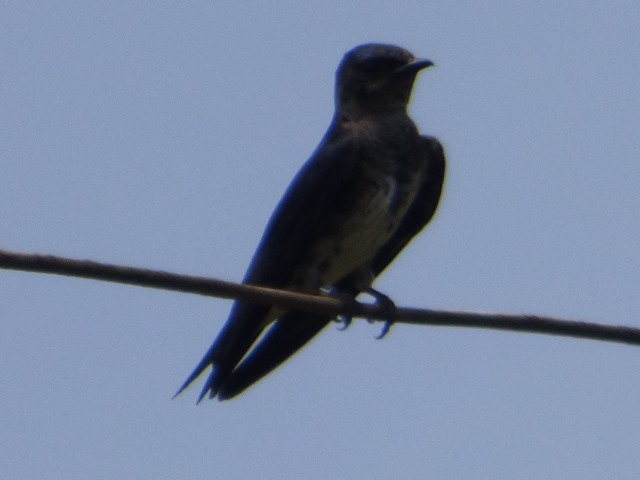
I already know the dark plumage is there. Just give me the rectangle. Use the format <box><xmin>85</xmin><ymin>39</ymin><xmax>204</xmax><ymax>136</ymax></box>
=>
<box><xmin>176</xmin><ymin>43</ymin><xmax>446</xmax><ymax>401</ymax></box>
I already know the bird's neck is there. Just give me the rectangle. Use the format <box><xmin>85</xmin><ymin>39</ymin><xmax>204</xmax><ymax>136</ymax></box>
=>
<box><xmin>337</xmin><ymin>105</ymin><xmax>409</xmax><ymax>123</ymax></box>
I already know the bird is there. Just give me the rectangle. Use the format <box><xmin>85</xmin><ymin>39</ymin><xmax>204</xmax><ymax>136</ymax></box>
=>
<box><xmin>175</xmin><ymin>43</ymin><xmax>446</xmax><ymax>402</ymax></box>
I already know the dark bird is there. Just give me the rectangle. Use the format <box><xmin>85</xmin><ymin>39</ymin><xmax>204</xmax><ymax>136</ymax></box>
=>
<box><xmin>176</xmin><ymin>43</ymin><xmax>446</xmax><ymax>402</ymax></box>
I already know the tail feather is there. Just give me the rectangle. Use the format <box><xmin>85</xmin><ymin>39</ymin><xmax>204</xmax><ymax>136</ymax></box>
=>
<box><xmin>217</xmin><ymin>312</ymin><xmax>330</xmax><ymax>400</ymax></box>
<box><xmin>173</xmin><ymin>340</ymin><xmax>218</xmax><ymax>400</ymax></box>
<box><xmin>175</xmin><ymin>302</ymin><xmax>272</xmax><ymax>401</ymax></box>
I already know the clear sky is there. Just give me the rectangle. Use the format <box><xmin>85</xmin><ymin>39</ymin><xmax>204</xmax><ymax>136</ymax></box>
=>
<box><xmin>2</xmin><ymin>1</ymin><xmax>640</xmax><ymax>479</ymax></box>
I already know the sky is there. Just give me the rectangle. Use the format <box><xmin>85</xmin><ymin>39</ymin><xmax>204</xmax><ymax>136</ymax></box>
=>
<box><xmin>2</xmin><ymin>1</ymin><xmax>640</xmax><ymax>478</ymax></box>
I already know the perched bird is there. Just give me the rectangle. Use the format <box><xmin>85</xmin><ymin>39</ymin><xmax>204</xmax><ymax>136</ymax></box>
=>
<box><xmin>176</xmin><ymin>43</ymin><xmax>446</xmax><ymax>402</ymax></box>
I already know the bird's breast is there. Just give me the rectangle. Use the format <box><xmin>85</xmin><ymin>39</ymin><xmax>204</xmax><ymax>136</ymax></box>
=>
<box><xmin>307</xmin><ymin>171</ymin><xmax>417</xmax><ymax>288</ymax></box>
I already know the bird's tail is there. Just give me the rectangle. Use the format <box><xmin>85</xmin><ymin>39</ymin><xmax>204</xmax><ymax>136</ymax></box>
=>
<box><xmin>174</xmin><ymin>302</ymin><xmax>272</xmax><ymax>402</ymax></box>
<box><xmin>217</xmin><ymin>312</ymin><xmax>330</xmax><ymax>400</ymax></box>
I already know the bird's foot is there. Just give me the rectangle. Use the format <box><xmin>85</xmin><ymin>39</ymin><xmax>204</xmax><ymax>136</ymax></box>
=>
<box><xmin>363</xmin><ymin>288</ymin><xmax>396</xmax><ymax>339</ymax></box>
<box><xmin>335</xmin><ymin>315</ymin><xmax>352</xmax><ymax>331</ymax></box>
<box><xmin>324</xmin><ymin>286</ymin><xmax>358</xmax><ymax>331</ymax></box>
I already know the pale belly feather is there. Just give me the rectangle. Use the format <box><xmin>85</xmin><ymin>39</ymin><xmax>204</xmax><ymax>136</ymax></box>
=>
<box><xmin>311</xmin><ymin>176</ymin><xmax>409</xmax><ymax>287</ymax></box>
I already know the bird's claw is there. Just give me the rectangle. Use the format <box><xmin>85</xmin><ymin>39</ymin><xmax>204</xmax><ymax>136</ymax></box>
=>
<box><xmin>364</xmin><ymin>288</ymin><xmax>396</xmax><ymax>339</ymax></box>
<box><xmin>335</xmin><ymin>315</ymin><xmax>352</xmax><ymax>331</ymax></box>
<box><xmin>375</xmin><ymin>320</ymin><xmax>392</xmax><ymax>339</ymax></box>
<box><xmin>325</xmin><ymin>287</ymin><xmax>358</xmax><ymax>332</ymax></box>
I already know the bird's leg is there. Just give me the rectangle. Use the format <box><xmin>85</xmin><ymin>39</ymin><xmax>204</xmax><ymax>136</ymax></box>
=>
<box><xmin>363</xmin><ymin>287</ymin><xmax>397</xmax><ymax>339</ymax></box>
<box><xmin>322</xmin><ymin>286</ymin><xmax>359</xmax><ymax>330</ymax></box>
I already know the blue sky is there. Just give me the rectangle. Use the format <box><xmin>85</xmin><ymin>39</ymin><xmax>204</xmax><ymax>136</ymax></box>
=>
<box><xmin>2</xmin><ymin>2</ymin><xmax>640</xmax><ymax>478</ymax></box>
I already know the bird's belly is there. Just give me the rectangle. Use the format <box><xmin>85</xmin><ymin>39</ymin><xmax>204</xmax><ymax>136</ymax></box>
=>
<box><xmin>311</xmin><ymin>179</ymin><xmax>406</xmax><ymax>286</ymax></box>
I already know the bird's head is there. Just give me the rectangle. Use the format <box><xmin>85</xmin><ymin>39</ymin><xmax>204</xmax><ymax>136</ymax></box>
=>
<box><xmin>335</xmin><ymin>43</ymin><xmax>433</xmax><ymax>118</ymax></box>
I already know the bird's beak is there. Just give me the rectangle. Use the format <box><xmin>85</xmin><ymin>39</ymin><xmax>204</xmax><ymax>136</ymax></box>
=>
<box><xmin>393</xmin><ymin>58</ymin><xmax>434</xmax><ymax>76</ymax></box>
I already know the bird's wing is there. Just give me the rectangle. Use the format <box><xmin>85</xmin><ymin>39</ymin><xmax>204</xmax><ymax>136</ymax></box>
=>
<box><xmin>216</xmin><ymin>136</ymin><xmax>446</xmax><ymax>400</ymax></box>
<box><xmin>176</xmin><ymin>130</ymin><xmax>367</xmax><ymax>401</ymax></box>
<box><xmin>242</xmin><ymin>132</ymin><xmax>364</xmax><ymax>287</ymax></box>
<box><xmin>216</xmin><ymin>310</ymin><xmax>330</xmax><ymax>400</ymax></box>
<box><xmin>370</xmin><ymin>135</ymin><xmax>446</xmax><ymax>276</ymax></box>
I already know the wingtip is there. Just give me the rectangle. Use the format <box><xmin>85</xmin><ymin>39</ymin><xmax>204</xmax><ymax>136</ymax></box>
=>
<box><xmin>215</xmin><ymin>389</ymin><xmax>233</xmax><ymax>402</ymax></box>
<box><xmin>215</xmin><ymin>379</ymin><xmax>245</xmax><ymax>401</ymax></box>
